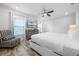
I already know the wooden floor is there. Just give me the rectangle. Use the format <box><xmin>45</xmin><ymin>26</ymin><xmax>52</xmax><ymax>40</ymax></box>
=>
<box><xmin>0</xmin><ymin>40</ymin><xmax>39</xmax><ymax>56</ymax></box>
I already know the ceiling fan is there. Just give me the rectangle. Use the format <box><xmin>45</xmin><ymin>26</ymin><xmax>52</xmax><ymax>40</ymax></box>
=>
<box><xmin>41</xmin><ymin>8</ymin><xmax>54</xmax><ymax>17</ymax></box>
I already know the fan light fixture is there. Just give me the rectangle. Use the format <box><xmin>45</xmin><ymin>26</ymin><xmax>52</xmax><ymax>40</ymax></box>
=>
<box><xmin>44</xmin><ymin>13</ymin><xmax>47</xmax><ymax>16</ymax></box>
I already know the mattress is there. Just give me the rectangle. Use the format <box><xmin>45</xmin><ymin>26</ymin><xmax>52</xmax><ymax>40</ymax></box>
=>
<box><xmin>31</xmin><ymin>32</ymin><xmax>68</xmax><ymax>54</ymax></box>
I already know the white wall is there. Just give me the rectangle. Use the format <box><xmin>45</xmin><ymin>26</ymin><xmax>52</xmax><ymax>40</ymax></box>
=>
<box><xmin>76</xmin><ymin>5</ymin><xmax>79</xmax><ymax>24</ymax></box>
<box><xmin>0</xmin><ymin>6</ymin><xmax>10</xmax><ymax>30</ymax></box>
<box><xmin>42</xmin><ymin>14</ymin><xmax>75</xmax><ymax>33</ymax></box>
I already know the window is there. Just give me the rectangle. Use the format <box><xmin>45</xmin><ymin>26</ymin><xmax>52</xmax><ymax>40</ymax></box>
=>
<box><xmin>13</xmin><ymin>16</ymin><xmax>26</xmax><ymax>35</ymax></box>
<box><xmin>38</xmin><ymin>23</ymin><xmax>42</xmax><ymax>33</ymax></box>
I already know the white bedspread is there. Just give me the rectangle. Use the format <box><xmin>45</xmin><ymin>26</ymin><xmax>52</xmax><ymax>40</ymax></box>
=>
<box><xmin>31</xmin><ymin>32</ymin><xmax>67</xmax><ymax>54</ymax></box>
<box><xmin>31</xmin><ymin>32</ymin><xmax>79</xmax><ymax>56</ymax></box>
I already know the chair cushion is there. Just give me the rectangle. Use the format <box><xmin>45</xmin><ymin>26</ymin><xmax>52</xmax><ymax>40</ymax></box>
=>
<box><xmin>2</xmin><ymin>35</ymin><xmax>15</xmax><ymax>41</ymax></box>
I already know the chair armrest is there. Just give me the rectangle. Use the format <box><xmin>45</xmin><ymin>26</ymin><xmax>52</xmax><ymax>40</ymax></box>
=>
<box><xmin>0</xmin><ymin>38</ymin><xmax>3</xmax><ymax>43</ymax></box>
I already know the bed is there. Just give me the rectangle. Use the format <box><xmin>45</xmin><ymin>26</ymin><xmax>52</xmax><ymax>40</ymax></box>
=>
<box><xmin>29</xmin><ymin>32</ymin><xmax>79</xmax><ymax>56</ymax></box>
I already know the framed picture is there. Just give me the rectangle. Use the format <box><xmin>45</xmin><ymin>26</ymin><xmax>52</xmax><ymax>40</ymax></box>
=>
<box><xmin>26</xmin><ymin>19</ymin><xmax>37</xmax><ymax>28</ymax></box>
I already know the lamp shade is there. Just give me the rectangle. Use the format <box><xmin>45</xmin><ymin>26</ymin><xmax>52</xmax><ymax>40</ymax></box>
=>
<box><xmin>69</xmin><ymin>25</ymin><xmax>78</xmax><ymax>30</ymax></box>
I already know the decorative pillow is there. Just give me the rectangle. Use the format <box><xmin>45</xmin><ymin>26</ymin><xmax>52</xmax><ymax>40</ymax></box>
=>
<box><xmin>2</xmin><ymin>35</ymin><xmax>15</xmax><ymax>41</ymax></box>
<box><xmin>68</xmin><ymin>30</ymin><xmax>79</xmax><ymax>41</ymax></box>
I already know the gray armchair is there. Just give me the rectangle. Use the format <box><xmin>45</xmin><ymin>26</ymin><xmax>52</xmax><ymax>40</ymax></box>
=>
<box><xmin>25</xmin><ymin>29</ymin><xmax>39</xmax><ymax>40</ymax></box>
<box><xmin>0</xmin><ymin>30</ymin><xmax>20</xmax><ymax>48</ymax></box>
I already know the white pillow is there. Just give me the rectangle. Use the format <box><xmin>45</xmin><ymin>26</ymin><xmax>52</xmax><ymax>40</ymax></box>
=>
<box><xmin>68</xmin><ymin>30</ymin><xmax>79</xmax><ymax>41</ymax></box>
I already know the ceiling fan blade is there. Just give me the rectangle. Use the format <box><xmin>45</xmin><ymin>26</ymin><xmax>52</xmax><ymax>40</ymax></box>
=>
<box><xmin>47</xmin><ymin>13</ymin><xmax>51</xmax><ymax>16</ymax></box>
<box><xmin>47</xmin><ymin>10</ymin><xmax>54</xmax><ymax>13</ymax></box>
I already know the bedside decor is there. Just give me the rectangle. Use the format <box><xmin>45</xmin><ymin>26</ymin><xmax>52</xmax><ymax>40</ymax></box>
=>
<box><xmin>69</xmin><ymin>24</ymin><xmax>78</xmax><ymax>30</ymax></box>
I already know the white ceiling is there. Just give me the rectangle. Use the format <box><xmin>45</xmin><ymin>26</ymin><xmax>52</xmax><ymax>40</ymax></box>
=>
<box><xmin>1</xmin><ymin>3</ymin><xmax>79</xmax><ymax>18</ymax></box>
